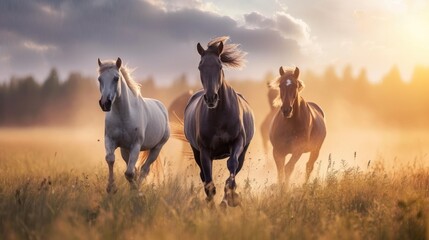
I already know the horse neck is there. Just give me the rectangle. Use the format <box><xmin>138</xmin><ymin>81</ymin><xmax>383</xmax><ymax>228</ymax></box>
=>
<box><xmin>291</xmin><ymin>94</ymin><xmax>306</xmax><ymax>120</ymax></box>
<box><xmin>217</xmin><ymin>75</ymin><xmax>236</xmax><ymax>109</ymax></box>
<box><xmin>112</xmin><ymin>76</ymin><xmax>134</xmax><ymax>116</ymax></box>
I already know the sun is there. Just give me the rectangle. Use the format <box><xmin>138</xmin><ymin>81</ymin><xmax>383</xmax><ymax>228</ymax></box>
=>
<box><xmin>400</xmin><ymin>15</ymin><xmax>429</xmax><ymax>48</ymax></box>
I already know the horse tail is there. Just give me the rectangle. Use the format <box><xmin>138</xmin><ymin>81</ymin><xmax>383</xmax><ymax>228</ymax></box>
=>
<box><xmin>151</xmin><ymin>152</ymin><xmax>165</xmax><ymax>185</ymax></box>
<box><xmin>136</xmin><ymin>151</ymin><xmax>165</xmax><ymax>184</ymax></box>
<box><xmin>136</xmin><ymin>151</ymin><xmax>149</xmax><ymax>171</ymax></box>
<box><xmin>169</xmin><ymin>111</ymin><xmax>183</xmax><ymax>125</ymax></box>
<box><xmin>170</xmin><ymin>120</ymin><xmax>187</xmax><ymax>142</ymax></box>
<box><xmin>170</xmin><ymin>120</ymin><xmax>194</xmax><ymax>159</ymax></box>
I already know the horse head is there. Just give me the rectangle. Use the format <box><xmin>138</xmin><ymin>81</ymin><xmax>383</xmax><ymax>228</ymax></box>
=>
<box><xmin>197</xmin><ymin>42</ymin><xmax>224</xmax><ymax>109</ymax></box>
<box><xmin>97</xmin><ymin>57</ymin><xmax>122</xmax><ymax>112</ymax></box>
<box><xmin>277</xmin><ymin>66</ymin><xmax>304</xmax><ymax>118</ymax></box>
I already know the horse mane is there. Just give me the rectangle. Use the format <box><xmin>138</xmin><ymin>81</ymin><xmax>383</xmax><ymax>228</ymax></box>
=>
<box><xmin>207</xmin><ymin>36</ymin><xmax>246</xmax><ymax>69</ymax></box>
<box><xmin>269</xmin><ymin>66</ymin><xmax>305</xmax><ymax>107</ymax></box>
<box><xmin>98</xmin><ymin>60</ymin><xmax>141</xmax><ymax>97</ymax></box>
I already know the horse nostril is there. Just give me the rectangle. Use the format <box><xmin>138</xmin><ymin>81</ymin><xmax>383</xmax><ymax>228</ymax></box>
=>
<box><xmin>99</xmin><ymin>99</ymin><xmax>112</xmax><ymax>111</ymax></box>
<box><xmin>282</xmin><ymin>106</ymin><xmax>292</xmax><ymax>117</ymax></box>
<box><xmin>203</xmin><ymin>94</ymin><xmax>218</xmax><ymax>108</ymax></box>
<box><xmin>204</xmin><ymin>94</ymin><xmax>217</xmax><ymax>103</ymax></box>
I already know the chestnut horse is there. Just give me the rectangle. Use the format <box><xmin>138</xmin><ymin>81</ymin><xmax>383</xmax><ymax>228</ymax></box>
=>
<box><xmin>269</xmin><ymin>66</ymin><xmax>326</xmax><ymax>185</ymax></box>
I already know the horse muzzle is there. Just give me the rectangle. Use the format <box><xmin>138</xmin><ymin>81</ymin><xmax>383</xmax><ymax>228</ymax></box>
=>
<box><xmin>203</xmin><ymin>93</ymin><xmax>219</xmax><ymax>109</ymax></box>
<box><xmin>282</xmin><ymin>106</ymin><xmax>293</xmax><ymax>118</ymax></box>
<box><xmin>99</xmin><ymin>99</ymin><xmax>112</xmax><ymax>112</ymax></box>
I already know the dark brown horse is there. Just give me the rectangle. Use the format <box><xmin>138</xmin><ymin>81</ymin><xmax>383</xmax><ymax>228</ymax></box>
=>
<box><xmin>260</xmin><ymin>83</ymin><xmax>278</xmax><ymax>153</ymax></box>
<box><xmin>184</xmin><ymin>36</ymin><xmax>254</xmax><ymax>207</ymax></box>
<box><xmin>168</xmin><ymin>90</ymin><xmax>193</xmax><ymax>123</ymax></box>
<box><xmin>269</xmin><ymin>66</ymin><xmax>326</xmax><ymax>185</ymax></box>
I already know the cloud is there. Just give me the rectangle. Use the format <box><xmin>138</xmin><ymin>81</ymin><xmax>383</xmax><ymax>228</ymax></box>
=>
<box><xmin>0</xmin><ymin>0</ymin><xmax>308</xmax><ymax>82</ymax></box>
<box><xmin>0</xmin><ymin>55</ymin><xmax>10</xmax><ymax>63</ymax></box>
<box><xmin>277</xmin><ymin>0</ymin><xmax>429</xmax><ymax>80</ymax></box>
<box><xmin>244</xmin><ymin>12</ymin><xmax>276</xmax><ymax>29</ymax></box>
<box><xmin>276</xmin><ymin>12</ymin><xmax>310</xmax><ymax>43</ymax></box>
<box><xmin>23</xmin><ymin>40</ymin><xmax>57</xmax><ymax>53</ymax></box>
<box><xmin>146</xmin><ymin>0</ymin><xmax>218</xmax><ymax>12</ymax></box>
<box><xmin>244</xmin><ymin>11</ymin><xmax>311</xmax><ymax>44</ymax></box>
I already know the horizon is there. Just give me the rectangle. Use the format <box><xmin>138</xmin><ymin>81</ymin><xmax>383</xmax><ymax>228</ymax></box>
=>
<box><xmin>1</xmin><ymin>63</ymin><xmax>423</xmax><ymax>87</ymax></box>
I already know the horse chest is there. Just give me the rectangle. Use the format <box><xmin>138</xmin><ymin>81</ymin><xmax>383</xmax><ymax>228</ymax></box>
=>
<box><xmin>106</xmin><ymin>121</ymin><xmax>142</xmax><ymax>148</ymax></box>
<box><xmin>271</xmin><ymin>120</ymin><xmax>310</xmax><ymax>151</ymax></box>
<box><xmin>200</xmin><ymin>124</ymin><xmax>238</xmax><ymax>149</ymax></box>
<box><xmin>211</xmin><ymin>131</ymin><xmax>232</xmax><ymax>146</ymax></box>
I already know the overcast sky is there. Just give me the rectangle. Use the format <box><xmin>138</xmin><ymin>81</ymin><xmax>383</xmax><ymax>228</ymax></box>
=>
<box><xmin>1</xmin><ymin>0</ymin><xmax>428</xmax><ymax>84</ymax></box>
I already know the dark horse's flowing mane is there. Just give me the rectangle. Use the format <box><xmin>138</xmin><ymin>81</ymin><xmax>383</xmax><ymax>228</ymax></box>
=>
<box><xmin>206</xmin><ymin>36</ymin><xmax>246</xmax><ymax>69</ymax></box>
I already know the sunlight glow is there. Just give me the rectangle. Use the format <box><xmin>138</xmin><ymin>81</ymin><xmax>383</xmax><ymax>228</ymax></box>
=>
<box><xmin>401</xmin><ymin>15</ymin><xmax>429</xmax><ymax>47</ymax></box>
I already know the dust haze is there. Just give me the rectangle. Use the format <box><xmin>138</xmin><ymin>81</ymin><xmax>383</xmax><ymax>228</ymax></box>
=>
<box><xmin>1</xmin><ymin>65</ymin><xmax>428</xmax><ymax>188</ymax></box>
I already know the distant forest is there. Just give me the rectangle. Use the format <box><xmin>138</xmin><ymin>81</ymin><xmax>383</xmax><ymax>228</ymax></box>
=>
<box><xmin>0</xmin><ymin>65</ymin><xmax>428</xmax><ymax>128</ymax></box>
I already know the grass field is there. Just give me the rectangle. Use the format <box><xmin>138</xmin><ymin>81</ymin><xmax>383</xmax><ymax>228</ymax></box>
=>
<box><xmin>1</xmin><ymin>128</ymin><xmax>429</xmax><ymax>240</ymax></box>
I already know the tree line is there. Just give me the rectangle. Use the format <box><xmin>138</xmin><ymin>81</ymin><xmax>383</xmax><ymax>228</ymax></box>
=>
<box><xmin>0</xmin><ymin>65</ymin><xmax>428</xmax><ymax>128</ymax></box>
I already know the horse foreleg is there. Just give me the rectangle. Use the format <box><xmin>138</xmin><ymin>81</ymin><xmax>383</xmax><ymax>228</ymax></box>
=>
<box><xmin>284</xmin><ymin>153</ymin><xmax>302</xmax><ymax>186</ymax></box>
<box><xmin>235</xmin><ymin>145</ymin><xmax>249</xmax><ymax>174</ymax></box>
<box><xmin>105</xmin><ymin>138</ymin><xmax>117</xmax><ymax>193</ymax></box>
<box><xmin>124</xmin><ymin>144</ymin><xmax>141</xmax><ymax>188</ymax></box>
<box><xmin>261</xmin><ymin>128</ymin><xmax>269</xmax><ymax>154</ymax></box>
<box><xmin>138</xmin><ymin>145</ymin><xmax>163</xmax><ymax>184</ymax></box>
<box><xmin>120</xmin><ymin>148</ymin><xmax>130</xmax><ymax>164</ymax></box>
<box><xmin>306</xmin><ymin>150</ymin><xmax>320</xmax><ymax>182</ymax></box>
<box><xmin>191</xmin><ymin>147</ymin><xmax>205</xmax><ymax>183</ymax></box>
<box><xmin>222</xmin><ymin>139</ymin><xmax>245</xmax><ymax>207</ymax></box>
<box><xmin>200</xmin><ymin>150</ymin><xmax>215</xmax><ymax>202</ymax></box>
<box><xmin>273</xmin><ymin>148</ymin><xmax>286</xmax><ymax>183</ymax></box>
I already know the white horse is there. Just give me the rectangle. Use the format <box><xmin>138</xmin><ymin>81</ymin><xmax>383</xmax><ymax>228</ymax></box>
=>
<box><xmin>97</xmin><ymin>57</ymin><xmax>170</xmax><ymax>192</ymax></box>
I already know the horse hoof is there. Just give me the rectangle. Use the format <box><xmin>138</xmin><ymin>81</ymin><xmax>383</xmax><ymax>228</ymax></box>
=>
<box><xmin>205</xmin><ymin>195</ymin><xmax>214</xmax><ymax>202</ymax></box>
<box><xmin>226</xmin><ymin>191</ymin><xmax>241</xmax><ymax>207</ymax></box>
<box><xmin>124</xmin><ymin>171</ymin><xmax>135</xmax><ymax>182</ymax></box>
<box><xmin>219</xmin><ymin>199</ymin><xmax>228</xmax><ymax>209</ymax></box>
<box><xmin>205</xmin><ymin>197</ymin><xmax>216</xmax><ymax>209</ymax></box>
<box><xmin>129</xmin><ymin>181</ymin><xmax>139</xmax><ymax>191</ymax></box>
<box><xmin>204</xmin><ymin>182</ymin><xmax>216</xmax><ymax>200</ymax></box>
<box><xmin>106</xmin><ymin>184</ymin><xmax>118</xmax><ymax>194</ymax></box>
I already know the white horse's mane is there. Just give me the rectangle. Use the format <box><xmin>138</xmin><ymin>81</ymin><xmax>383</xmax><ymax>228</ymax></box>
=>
<box><xmin>98</xmin><ymin>60</ymin><xmax>141</xmax><ymax>97</ymax></box>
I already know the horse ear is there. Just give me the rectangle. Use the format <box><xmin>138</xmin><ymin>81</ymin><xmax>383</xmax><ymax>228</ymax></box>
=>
<box><xmin>217</xmin><ymin>41</ymin><xmax>224</xmax><ymax>55</ymax></box>
<box><xmin>98</xmin><ymin>58</ymin><xmax>102</xmax><ymax>67</ymax></box>
<box><xmin>298</xmin><ymin>80</ymin><xmax>305</xmax><ymax>92</ymax></box>
<box><xmin>116</xmin><ymin>57</ymin><xmax>122</xmax><ymax>69</ymax></box>
<box><xmin>294</xmin><ymin>67</ymin><xmax>300</xmax><ymax>79</ymax></box>
<box><xmin>279</xmin><ymin>66</ymin><xmax>285</xmax><ymax>76</ymax></box>
<box><xmin>197</xmin><ymin>43</ymin><xmax>205</xmax><ymax>56</ymax></box>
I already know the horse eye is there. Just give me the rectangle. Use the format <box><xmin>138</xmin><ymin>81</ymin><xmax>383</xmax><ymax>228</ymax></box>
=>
<box><xmin>113</xmin><ymin>76</ymin><xmax>119</xmax><ymax>82</ymax></box>
<box><xmin>97</xmin><ymin>77</ymin><xmax>101</xmax><ymax>82</ymax></box>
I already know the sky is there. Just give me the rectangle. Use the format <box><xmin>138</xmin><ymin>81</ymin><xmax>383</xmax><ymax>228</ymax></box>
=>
<box><xmin>1</xmin><ymin>0</ymin><xmax>429</xmax><ymax>84</ymax></box>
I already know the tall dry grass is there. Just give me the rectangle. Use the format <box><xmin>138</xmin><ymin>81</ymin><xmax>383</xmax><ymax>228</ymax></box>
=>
<box><xmin>1</xmin><ymin>128</ymin><xmax>429</xmax><ymax>240</ymax></box>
